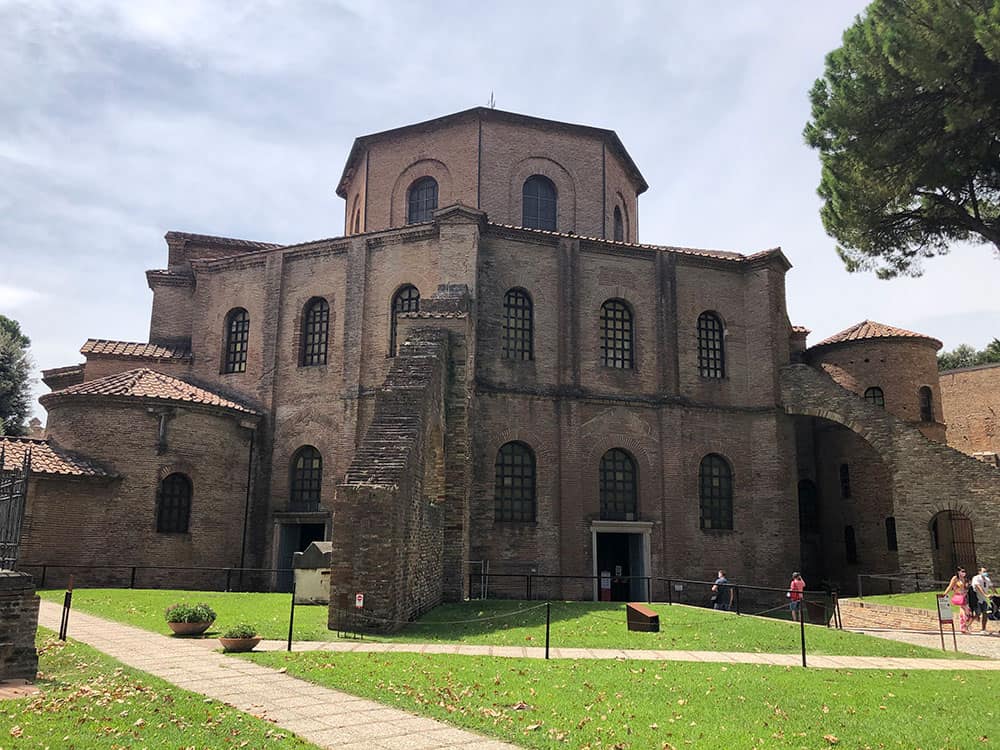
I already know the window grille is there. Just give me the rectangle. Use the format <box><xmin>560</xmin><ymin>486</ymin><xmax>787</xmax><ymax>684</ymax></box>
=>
<box><xmin>389</xmin><ymin>285</ymin><xmax>420</xmax><ymax>356</ymax></box>
<box><xmin>494</xmin><ymin>442</ymin><xmax>536</xmax><ymax>522</ymax></box>
<box><xmin>290</xmin><ymin>446</ymin><xmax>322</xmax><ymax>510</ymax></box>
<box><xmin>697</xmin><ymin>312</ymin><xmax>725</xmax><ymax>378</ymax></box>
<box><xmin>522</xmin><ymin>175</ymin><xmax>557</xmax><ymax>230</ymax></box>
<box><xmin>156</xmin><ymin>473</ymin><xmax>192</xmax><ymax>533</ymax></box>
<box><xmin>223</xmin><ymin>308</ymin><xmax>250</xmax><ymax>374</ymax></box>
<box><xmin>601</xmin><ymin>299</ymin><xmax>634</xmax><ymax>369</ymax></box>
<box><xmin>864</xmin><ymin>386</ymin><xmax>885</xmax><ymax>408</ymax></box>
<box><xmin>301</xmin><ymin>298</ymin><xmax>330</xmax><ymax>366</ymax></box>
<box><xmin>503</xmin><ymin>289</ymin><xmax>534</xmax><ymax>360</ymax></box>
<box><xmin>699</xmin><ymin>454</ymin><xmax>733</xmax><ymax>530</ymax></box>
<box><xmin>599</xmin><ymin>448</ymin><xmax>637</xmax><ymax>520</ymax></box>
<box><xmin>407</xmin><ymin>177</ymin><xmax>438</xmax><ymax>224</ymax></box>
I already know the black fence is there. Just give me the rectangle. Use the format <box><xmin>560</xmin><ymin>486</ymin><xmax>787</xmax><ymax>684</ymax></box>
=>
<box><xmin>856</xmin><ymin>571</ymin><xmax>947</xmax><ymax>599</ymax></box>
<box><xmin>18</xmin><ymin>563</ymin><xmax>294</xmax><ymax>593</ymax></box>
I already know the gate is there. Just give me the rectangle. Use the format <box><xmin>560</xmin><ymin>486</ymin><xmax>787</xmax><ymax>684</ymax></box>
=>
<box><xmin>931</xmin><ymin>509</ymin><xmax>977</xmax><ymax>580</ymax></box>
<box><xmin>0</xmin><ymin>444</ymin><xmax>30</xmax><ymax>570</ymax></box>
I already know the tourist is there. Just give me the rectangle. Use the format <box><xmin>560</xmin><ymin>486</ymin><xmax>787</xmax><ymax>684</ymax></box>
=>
<box><xmin>971</xmin><ymin>566</ymin><xmax>994</xmax><ymax>634</ymax></box>
<box><xmin>788</xmin><ymin>572</ymin><xmax>805</xmax><ymax>622</ymax></box>
<box><xmin>711</xmin><ymin>570</ymin><xmax>733</xmax><ymax>611</ymax></box>
<box><xmin>944</xmin><ymin>567</ymin><xmax>972</xmax><ymax>634</ymax></box>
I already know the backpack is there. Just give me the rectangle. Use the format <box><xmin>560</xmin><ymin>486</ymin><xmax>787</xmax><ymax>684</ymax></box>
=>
<box><xmin>968</xmin><ymin>587</ymin><xmax>978</xmax><ymax>610</ymax></box>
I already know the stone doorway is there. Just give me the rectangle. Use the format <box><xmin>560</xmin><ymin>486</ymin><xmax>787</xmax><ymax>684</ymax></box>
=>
<box><xmin>275</xmin><ymin>523</ymin><xmax>326</xmax><ymax>592</ymax></box>
<box><xmin>931</xmin><ymin>510</ymin><xmax>977</xmax><ymax>582</ymax></box>
<box><xmin>590</xmin><ymin>521</ymin><xmax>651</xmax><ymax>602</ymax></box>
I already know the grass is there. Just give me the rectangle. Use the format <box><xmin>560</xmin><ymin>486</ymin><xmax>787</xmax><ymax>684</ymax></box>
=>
<box><xmin>40</xmin><ymin>589</ymin><xmax>971</xmax><ymax>659</ymax></box>
<box><xmin>244</xmin><ymin>649</ymin><xmax>1000</xmax><ymax>749</ymax></box>
<box><xmin>860</xmin><ymin>592</ymin><xmax>942</xmax><ymax>611</ymax></box>
<box><xmin>0</xmin><ymin>629</ymin><xmax>315</xmax><ymax>749</ymax></box>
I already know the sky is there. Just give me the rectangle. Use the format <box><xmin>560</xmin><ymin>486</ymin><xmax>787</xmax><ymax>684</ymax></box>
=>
<box><xmin>2</xmin><ymin>0</ymin><xmax>998</xmax><ymax>420</ymax></box>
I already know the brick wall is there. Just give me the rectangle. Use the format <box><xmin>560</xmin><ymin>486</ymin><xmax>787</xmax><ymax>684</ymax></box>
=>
<box><xmin>940</xmin><ymin>363</ymin><xmax>1000</xmax><ymax>457</ymax></box>
<box><xmin>0</xmin><ymin>571</ymin><xmax>38</xmax><ymax>682</ymax></box>
<box><xmin>838</xmin><ymin>599</ymin><xmax>948</xmax><ymax>631</ymax></box>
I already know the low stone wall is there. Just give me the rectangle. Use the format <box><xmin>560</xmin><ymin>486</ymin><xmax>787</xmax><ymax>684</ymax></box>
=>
<box><xmin>839</xmin><ymin>599</ymin><xmax>945</xmax><ymax>630</ymax></box>
<box><xmin>0</xmin><ymin>570</ymin><xmax>39</xmax><ymax>681</ymax></box>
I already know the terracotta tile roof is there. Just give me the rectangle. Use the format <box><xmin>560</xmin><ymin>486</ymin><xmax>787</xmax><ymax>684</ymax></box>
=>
<box><xmin>43</xmin><ymin>368</ymin><xmax>259</xmax><ymax>416</ymax></box>
<box><xmin>813</xmin><ymin>320</ymin><xmax>942</xmax><ymax>349</ymax></box>
<box><xmin>81</xmin><ymin>339</ymin><xmax>192</xmax><ymax>360</ymax></box>
<box><xmin>0</xmin><ymin>436</ymin><xmax>112</xmax><ymax>477</ymax></box>
<box><xmin>164</xmin><ymin>230</ymin><xmax>281</xmax><ymax>250</ymax></box>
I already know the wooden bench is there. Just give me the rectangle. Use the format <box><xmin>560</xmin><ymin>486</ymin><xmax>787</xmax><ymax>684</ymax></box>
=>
<box><xmin>626</xmin><ymin>602</ymin><xmax>660</xmax><ymax>632</ymax></box>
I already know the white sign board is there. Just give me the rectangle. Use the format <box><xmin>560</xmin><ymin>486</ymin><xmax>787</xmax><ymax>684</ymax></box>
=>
<box><xmin>355</xmin><ymin>592</ymin><xmax>364</xmax><ymax>610</ymax></box>
<box><xmin>936</xmin><ymin>595</ymin><xmax>954</xmax><ymax>623</ymax></box>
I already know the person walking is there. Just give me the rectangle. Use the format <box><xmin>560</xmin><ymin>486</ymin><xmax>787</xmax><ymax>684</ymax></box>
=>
<box><xmin>944</xmin><ymin>567</ymin><xmax>972</xmax><ymax>634</ymax></box>
<box><xmin>788</xmin><ymin>572</ymin><xmax>805</xmax><ymax>622</ymax></box>
<box><xmin>711</xmin><ymin>570</ymin><xmax>734</xmax><ymax>611</ymax></box>
<box><xmin>971</xmin><ymin>566</ymin><xmax>994</xmax><ymax>634</ymax></box>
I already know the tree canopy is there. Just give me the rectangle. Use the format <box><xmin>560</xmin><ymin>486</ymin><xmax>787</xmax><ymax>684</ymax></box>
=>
<box><xmin>0</xmin><ymin>315</ymin><xmax>33</xmax><ymax>437</ymax></box>
<box><xmin>938</xmin><ymin>337</ymin><xmax>1000</xmax><ymax>369</ymax></box>
<box><xmin>804</xmin><ymin>0</ymin><xmax>1000</xmax><ymax>277</ymax></box>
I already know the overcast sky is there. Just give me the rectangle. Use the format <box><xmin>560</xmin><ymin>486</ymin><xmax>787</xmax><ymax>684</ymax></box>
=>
<box><xmin>3</xmin><ymin>1</ymin><xmax>998</xmax><ymax>419</ymax></box>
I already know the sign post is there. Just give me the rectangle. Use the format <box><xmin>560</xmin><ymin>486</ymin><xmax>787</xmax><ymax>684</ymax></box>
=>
<box><xmin>936</xmin><ymin>595</ymin><xmax>957</xmax><ymax>651</ymax></box>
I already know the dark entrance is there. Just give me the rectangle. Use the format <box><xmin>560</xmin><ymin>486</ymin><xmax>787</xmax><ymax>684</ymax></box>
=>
<box><xmin>596</xmin><ymin>532</ymin><xmax>644</xmax><ymax>601</ymax></box>
<box><xmin>931</xmin><ymin>510</ymin><xmax>977</xmax><ymax>582</ymax></box>
<box><xmin>276</xmin><ymin>523</ymin><xmax>326</xmax><ymax>592</ymax></box>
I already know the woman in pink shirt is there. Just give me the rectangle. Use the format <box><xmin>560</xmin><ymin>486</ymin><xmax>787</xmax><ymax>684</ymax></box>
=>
<box><xmin>788</xmin><ymin>572</ymin><xmax>806</xmax><ymax>622</ymax></box>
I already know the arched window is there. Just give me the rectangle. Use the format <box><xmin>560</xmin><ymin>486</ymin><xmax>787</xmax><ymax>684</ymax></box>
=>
<box><xmin>389</xmin><ymin>285</ymin><xmax>420</xmax><ymax>357</ymax></box>
<box><xmin>839</xmin><ymin>463</ymin><xmax>851</xmax><ymax>499</ymax></box>
<box><xmin>407</xmin><ymin>177</ymin><xmax>438</xmax><ymax>224</ymax></box>
<box><xmin>494</xmin><ymin>442</ymin><xmax>536</xmax><ymax>522</ymax></box>
<box><xmin>919</xmin><ymin>386</ymin><xmax>933</xmax><ymax>421</ymax></box>
<box><xmin>601</xmin><ymin>299</ymin><xmax>634</xmax><ymax>369</ymax></box>
<box><xmin>613</xmin><ymin>206</ymin><xmax>624</xmax><ymax>241</ymax></box>
<box><xmin>352</xmin><ymin>210</ymin><xmax>361</xmax><ymax>234</ymax></box>
<box><xmin>600</xmin><ymin>449</ymin><xmax>637</xmax><ymax>521</ymax></box>
<box><xmin>885</xmin><ymin>516</ymin><xmax>898</xmax><ymax>551</ymax></box>
<box><xmin>797</xmin><ymin>479</ymin><xmax>820</xmax><ymax>535</ymax></box>
<box><xmin>699</xmin><ymin>454</ymin><xmax>733</xmax><ymax>530</ymax></box>
<box><xmin>697</xmin><ymin>312</ymin><xmax>725</xmax><ymax>379</ymax></box>
<box><xmin>844</xmin><ymin>525</ymin><xmax>858</xmax><ymax>564</ymax></box>
<box><xmin>503</xmin><ymin>289</ymin><xmax>533</xmax><ymax>361</ymax></box>
<box><xmin>156</xmin><ymin>473</ymin><xmax>192</xmax><ymax>533</ymax></box>
<box><xmin>522</xmin><ymin>175</ymin><xmax>557</xmax><ymax>231</ymax></box>
<box><xmin>290</xmin><ymin>446</ymin><xmax>322</xmax><ymax>510</ymax></box>
<box><xmin>864</xmin><ymin>386</ymin><xmax>885</xmax><ymax>408</ymax></box>
<box><xmin>300</xmin><ymin>298</ymin><xmax>330</xmax><ymax>367</ymax></box>
<box><xmin>223</xmin><ymin>308</ymin><xmax>250</xmax><ymax>374</ymax></box>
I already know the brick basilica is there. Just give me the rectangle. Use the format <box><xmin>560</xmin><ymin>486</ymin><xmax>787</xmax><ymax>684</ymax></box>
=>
<box><xmin>5</xmin><ymin>107</ymin><xmax>999</xmax><ymax>624</ymax></box>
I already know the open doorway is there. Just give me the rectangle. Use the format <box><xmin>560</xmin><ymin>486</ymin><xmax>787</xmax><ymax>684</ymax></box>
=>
<box><xmin>276</xmin><ymin>523</ymin><xmax>326</xmax><ymax>592</ymax></box>
<box><xmin>596</xmin><ymin>532</ymin><xmax>645</xmax><ymax>601</ymax></box>
<box><xmin>931</xmin><ymin>510</ymin><xmax>976</xmax><ymax>582</ymax></box>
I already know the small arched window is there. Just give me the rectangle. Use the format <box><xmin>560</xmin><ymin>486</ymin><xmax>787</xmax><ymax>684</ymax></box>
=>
<box><xmin>407</xmin><ymin>177</ymin><xmax>438</xmax><ymax>224</ymax></box>
<box><xmin>223</xmin><ymin>308</ymin><xmax>250</xmax><ymax>374</ymax></box>
<box><xmin>845</xmin><ymin>525</ymin><xmax>858</xmax><ymax>564</ymax></box>
<box><xmin>522</xmin><ymin>175</ymin><xmax>557</xmax><ymax>231</ymax></box>
<box><xmin>390</xmin><ymin>285</ymin><xmax>420</xmax><ymax>357</ymax></box>
<box><xmin>156</xmin><ymin>473</ymin><xmax>192</xmax><ymax>533</ymax></box>
<box><xmin>601</xmin><ymin>299</ymin><xmax>634</xmax><ymax>369</ymax></box>
<box><xmin>503</xmin><ymin>289</ymin><xmax>533</xmax><ymax>361</ymax></box>
<box><xmin>919</xmin><ymin>386</ymin><xmax>933</xmax><ymax>421</ymax></box>
<box><xmin>300</xmin><ymin>298</ymin><xmax>330</xmax><ymax>367</ymax></box>
<box><xmin>839</xmin><ymin>463</ymin><xmax>852</xmax><ymax>499</ymax></box>
<box><xmin>885</xmin><ymin>516</ymin><xmax>898</xmax><ymax>551</ymax></box>
<box><xmin>697</xmin><ymin>312</ymin><xmax>725</xmax><ymax>379</ymax></box>
<box><xmin>613</xmin><ymin>206</ymin><xmax>624</xmax><ymax>241</ymax></box>
<box><xmin>600</xmin><ymin>448</ymin><xmax>637</xmax><ymax>521</ymax></box>
<box><xmin>797</xmin><ymin>479</ymin><xmax>820</xmax><ymax>535</ymax></box>
<box><xmin>494</xmin><ymin>442</ymin><xmax>536</xmax><ymax>522</ymax></box>
<box><xmin>699</xmin><ymin>454</ymin><xmax>733</xmax><ymax>530</ymax></box>
<box><xmin>864</xmin><ymin>386</ymin><xmax>885</xmax><ymax>409</ymax></box>
<box><xmin>290</xmin><ymin>446</ymin><xmax>322</xmax><ymax>510</ymax></box>
<box><xmin>353</xmin><ymin>210</ymin><xmax>361</xmax><ymax>234</ymax></box>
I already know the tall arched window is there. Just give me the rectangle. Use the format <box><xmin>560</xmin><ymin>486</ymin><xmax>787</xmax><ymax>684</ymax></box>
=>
<box><xmin>290</xmin><ymin>446</ymin><xmax>322</xmax><ymax>510</ymax></box>
<box><xmin>522</xmin><ymin>175</ymin><xmax>557</xmax><ymax>230</ymax></box>
<box><xmin>697</xmin><ymin>312</ymin><xmax>725</xmax><ymax>379</ymax></box>
<box><xmin>601</xmin><ymin>299</ymin><xmax>634</xmax><ymax>369</ymax></box>
<box><xmin>156</xmin><ymin>473</ymin><xmax>192</xmax><ymax>533</ymax></box>
<box><xmin>389</xmin><ymin>285</ymin><xmax>420</xmax><ymax>357</ymax></box>
<box><xmin>407</xmin><ymin>177</ymin><xmax>438</xmax><ymax>224</ymax></box>
<box><xmin>797</xmin><ymin>479</ymin><xmax>820</xmax><ymax>535</ymax></box>
<box><xmin>864</xmin><ymin>386</ymin><xmax>885</xmax><ymax>408</ymax></box>
<box><xmin>352</xmin><ymin>210</ymin><xmax>361</xmax><ymax>234</ymax></box>
<box><xmin>885</xmin><ymin>516</ymin><xmax>898</xmax><ymax>551</ymax></box>
<box><xmin>844</xmin><ymin>525</ymin><xmax>858</xmax><ymax>564</ymax></box>
<box><xmin>300</xmin><ymin>298</ymin><xmax>330</xmax><ymax>367</ymax></box>
<box><xmin>600</xmin><ymin>449</ymin><xmax>637</xmax><ymax>520</ymax></box>
<box><xmin>223</xmin><ymin>308</ymin><xmax>250</xmax><ymax>374</ymax></box>
<box><xmin>699</xmin><ymin>454</ymin><xmax>733</xmax><ymax>530</ymax></box>
<box><xmin>919</xmin><ymin>386</ymin><xmax>933</xmax><ymax>421</ymax></box>
<box><xmin>613</xmin><ymin>206</ymin><xmax>624</xmax><ymax>241</ymax></box>
<box><xmin>503</xmin><ymin>289</ymin><xmax>533</xmax><ymax>360</ymax></box>
<box><xmin>839</xmin><ymin>463</ymin><xmax>852</xmax><ymax>499</ymax></box>
<box><xmin>494</xmin><ymin>442</ymin><xmax>536</xmax><ymax>522</ymax></box>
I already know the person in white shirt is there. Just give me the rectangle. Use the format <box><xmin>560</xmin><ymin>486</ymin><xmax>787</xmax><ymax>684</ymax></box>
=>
<box><xmin>971</xmin><ymin>567</ymin><xmax>994</xmax><ymax>633</ymax></box>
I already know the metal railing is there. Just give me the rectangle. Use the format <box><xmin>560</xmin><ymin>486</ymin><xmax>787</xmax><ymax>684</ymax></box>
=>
<box><xmin>856</xmin><ymin>571</ymin><xmax>948</xmax><ymax>599</ymax></box>
<box><xmin>17</xmin><ymin>563</ymin><xmax>295</xmax><ymax>593</ymax></box>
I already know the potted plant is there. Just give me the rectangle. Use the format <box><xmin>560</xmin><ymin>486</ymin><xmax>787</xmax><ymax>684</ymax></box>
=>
<box><xmin>218</xmin><ymin>623</ymin><xmax>262</xmax><ymax>652</ymax></box>
<box><xmin>164</xmin><ymin>603</ymin><xmax>217</xmax><ymax>636</ymax></box>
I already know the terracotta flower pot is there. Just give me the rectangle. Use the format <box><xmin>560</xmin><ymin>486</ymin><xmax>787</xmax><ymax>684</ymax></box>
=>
<box><xmin>218</xmin><ymin>636</ymin><xmax>262</xmax><ymax>653</ymax></box>
<box><xmin>168</xmin><ymin>620</ymin><xmax>214</xmax><ymax>636</ymax></box>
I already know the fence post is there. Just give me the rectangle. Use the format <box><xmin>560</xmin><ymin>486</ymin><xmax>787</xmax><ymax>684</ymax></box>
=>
<box><xmin>130</xmin><ymin>567</ymin><xmax>137</xmax><ymax>589</ymax></box>
<box><xmin>800</xmin><ymin>606</ymin><xmax>807</xmax><ymax>668</ymax></box>
<box><xmin>857</xmin><ymin>574</ymin><xmax>864</xmax><ymax>600</ymax></box>
<box><xmin>59</xmin><ymin>576</ymin><xmax>74</xmax><ymax>641</ymax></box>
<box><xmin>734</xmin><ymin>585</ymin><xmax>741</xmax><ymax>616</ymax></box>
<box><xmin>225</xmin><ymin>568</ymin><xmax>232</xmax><ymax>592</ymax></box>
<box><xmin>646</xmin><ymin>577</ymin><xmax>652</xmax><ymax>603</ymax></box>
<box><xmin>526</xmin><ymin>575</ymin><xmax>531</xmax><ymax>601</ymax></box>
<box><xmin>287</xmin><ymin>577</ymin><xmax>297</xmax><ymax>652</ymax></box>
<box><xmin>545</xmin><ymin>602</ymin><xmax>551</xmax><ymax>660</ymax></box>
<box><xmin>40</xmin><ymin>565</ymin><xmax>46</xmax><ymax>589</ymax></box>
<box><xmin>666</xmin><ymin>578</ymin><xmax>673</xmax><ymax>606</ymax></box>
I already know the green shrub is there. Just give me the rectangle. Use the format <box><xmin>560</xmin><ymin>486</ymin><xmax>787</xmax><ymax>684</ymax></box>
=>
<box><xmin>164</xmin><ymin>603</ymin><xmax>217</xmax><ymax>623</ymax></box>
<box><xmin>221</xmin><ymin>623</ymin><xmax>258</xmax><ymax>639</ymax></box>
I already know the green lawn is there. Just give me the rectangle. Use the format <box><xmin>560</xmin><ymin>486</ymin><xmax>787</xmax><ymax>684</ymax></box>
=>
<box><xmin>244</xmin><ymin>650</ymin><xmax>998</xmax><ymax>749</ymax></box>
<box><xmin>0</xmin><ymin>629</ymin><xmax>315</xmax><ymax>749</ymax></box>
<box><xmin>40</xmin><ymin>589</ymin><xmax>969</xmax><ymax>659</ymax></box>
<box><xmin>860</xmin><ymin>592</ymin><xmax>940</xmax><ymax>611</ymax></box>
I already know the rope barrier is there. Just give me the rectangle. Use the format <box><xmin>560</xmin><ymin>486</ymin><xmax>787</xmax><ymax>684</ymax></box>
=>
<box><xmin>342</xmin><ymin>602</ymin><xmax>551</xmax><ymax>627</ymax></box>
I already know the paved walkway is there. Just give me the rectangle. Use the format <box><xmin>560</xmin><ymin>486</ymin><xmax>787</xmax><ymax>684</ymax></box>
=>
<box><xmin>851</xmin><ymin>626</ymin><xmax>1000</xmax><ymax>659</ymax></box>
<box><xmin>37</xmin><ymin>601</ymin><xmax>517</xmax><ymax>750</ymax></box>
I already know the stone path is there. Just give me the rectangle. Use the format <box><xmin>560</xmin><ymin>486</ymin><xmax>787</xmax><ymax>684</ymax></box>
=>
<box><xmin>850</xmin><ymin>626</ymin><xmax>1000</xmax><ymax>659</ymax></box>
<box><xmin>37</xmin><ymin>602</ymin><xmax>517</xmax><ymax>750</ymax></box>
